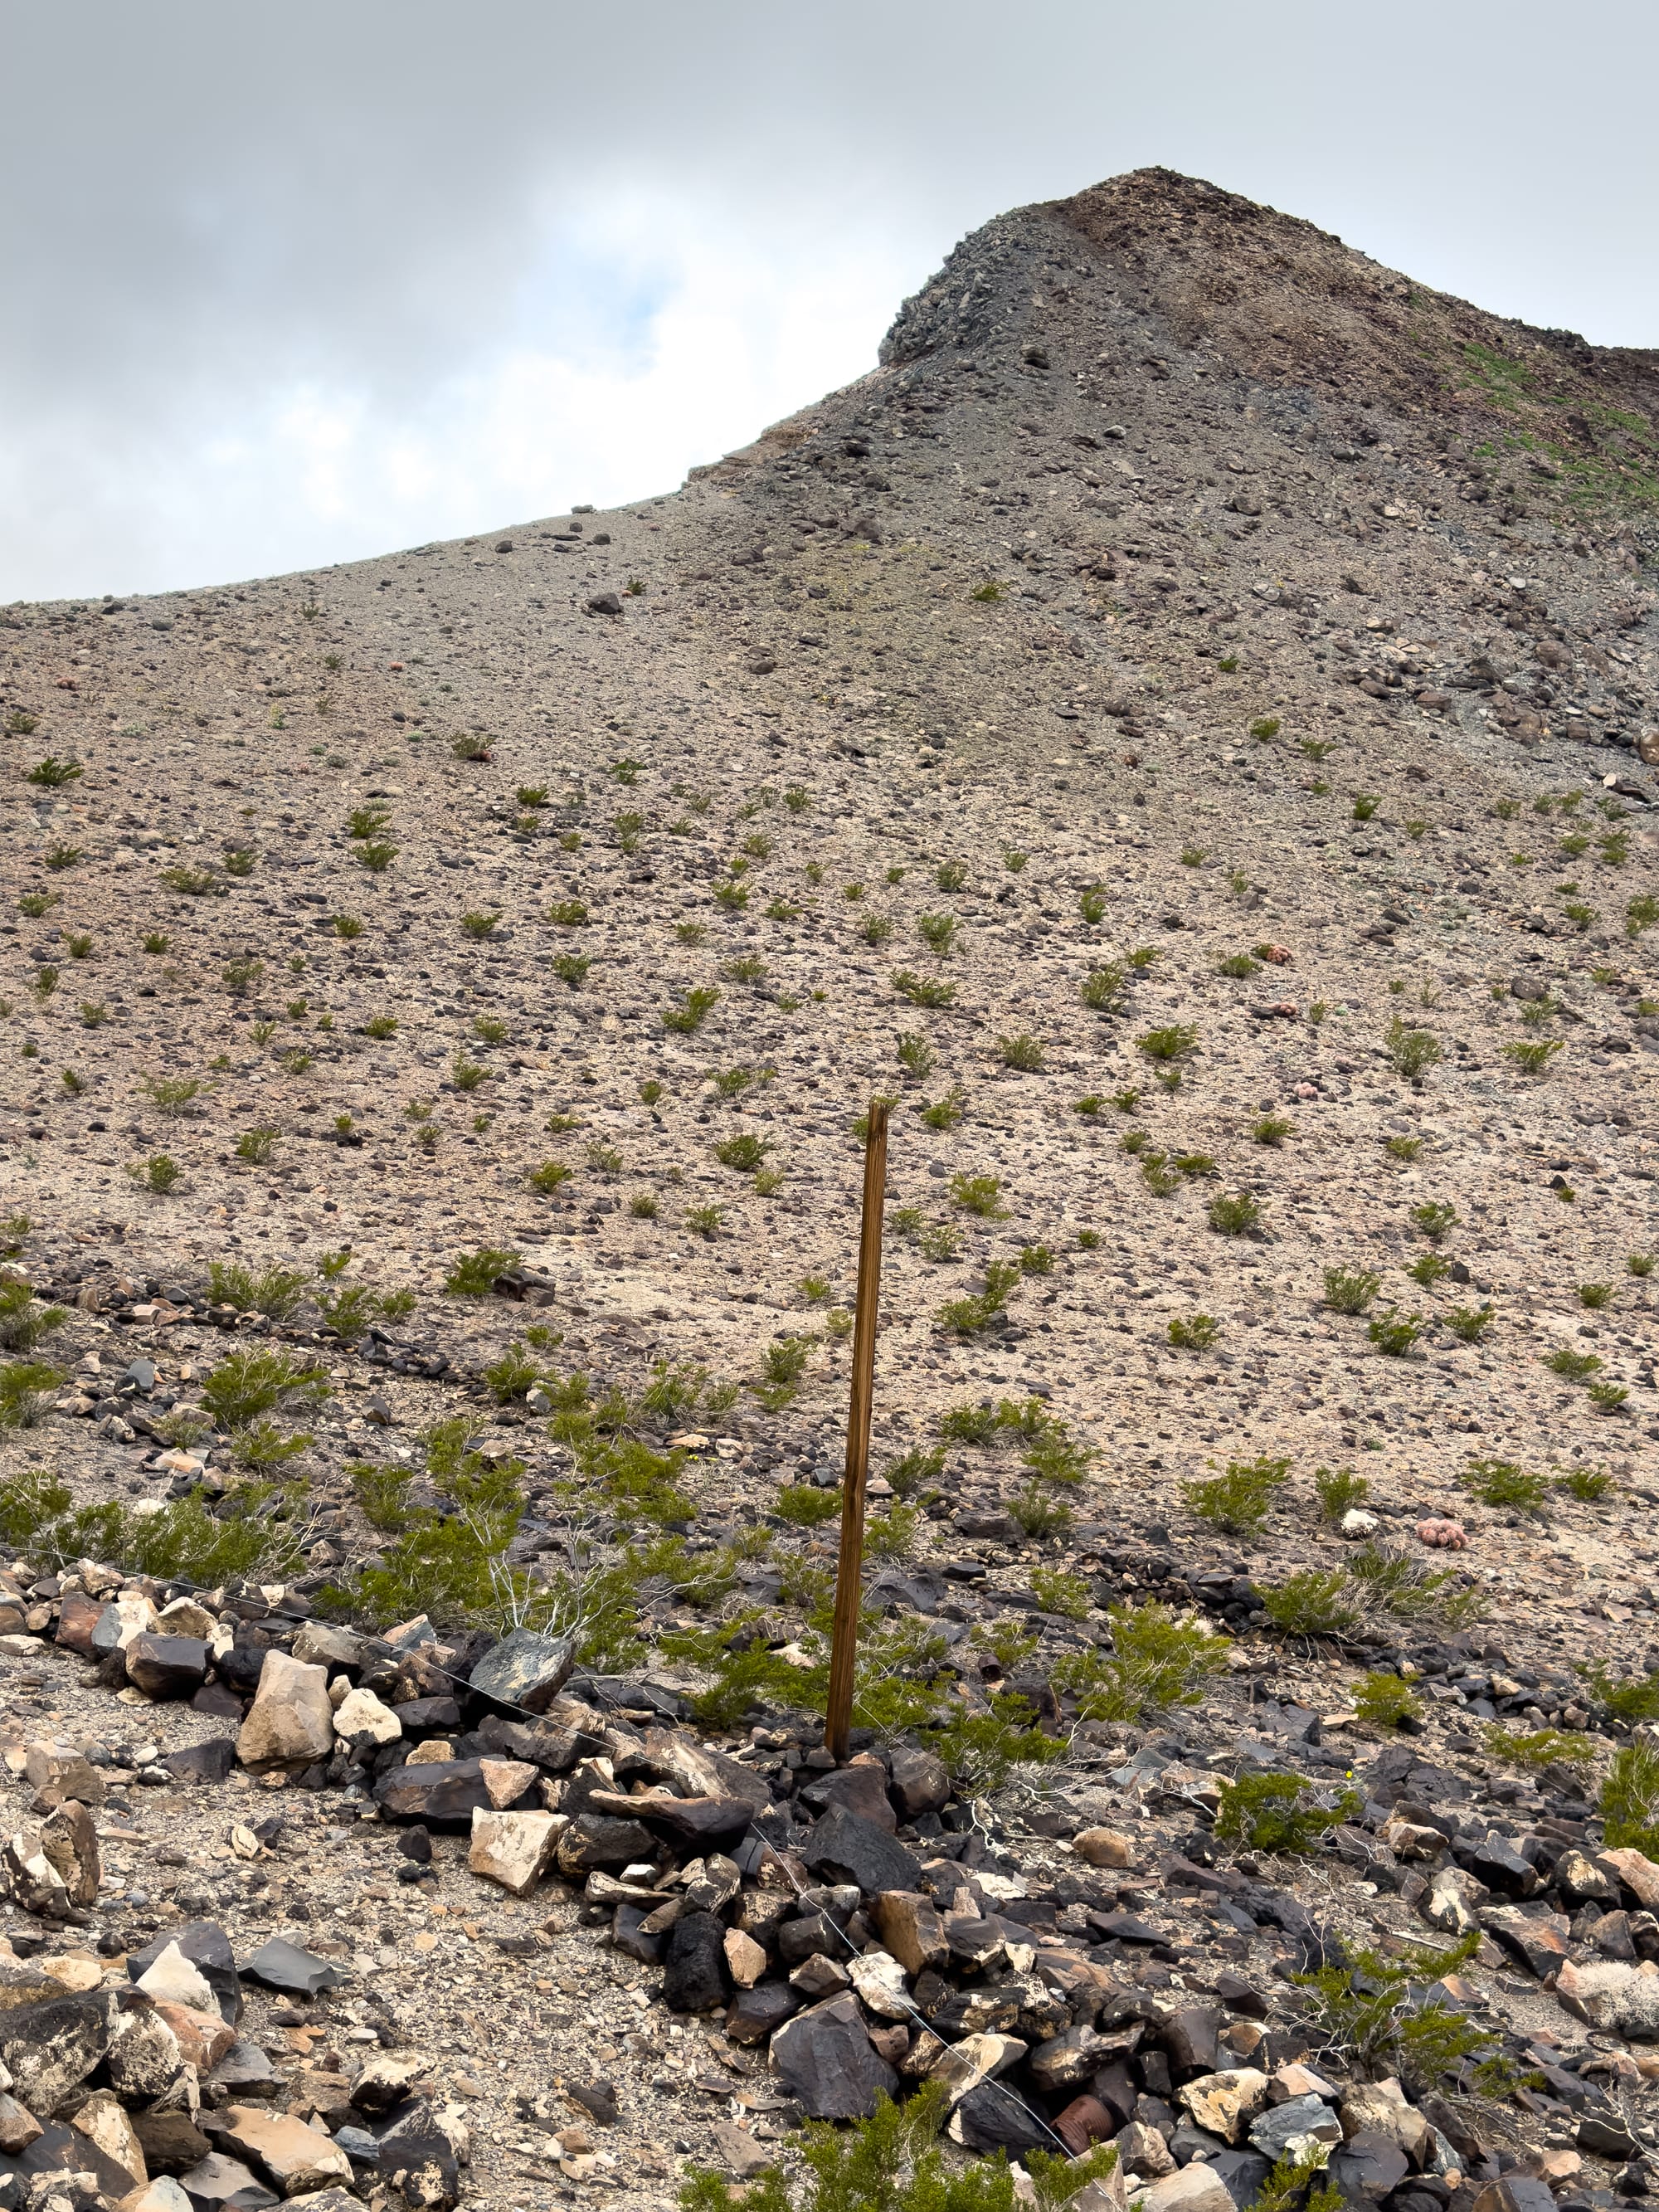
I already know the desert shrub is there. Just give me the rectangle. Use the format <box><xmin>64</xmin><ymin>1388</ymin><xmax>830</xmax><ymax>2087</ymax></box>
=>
<box><xmin>0</xmin><ymin>1280</ymin><xmax>68</xmax><ymax>1353</ymax></box>
<box><xmin>1353</xmin><ymin>1672</ymin><xmax>1422</xmax><ymax>1729</ymax></box>
<box><xmin>1053</xmin><ymin>1600</ymin><xmax>1229</xmax><ymax>1722</ymax></box>
<box><xmin>202</xmin><ymin>1347</ymin><xmax>328</xmax><ymax>1430</ymax></box>
<box><xmin>130</xmin><ymin>1155</ymin><xmax>183</xmax><ymax>1194</ymax></box>
<box><xmin>445</xmin><ymin>1246</ymin><xmax>518</xmax><ymax>1297</ymax></box>
<box><xmin>937</xmin><ymin>1258</ymin><xmax>1023</xmax><ymax>1335</ymax></box>
<box><xmin>949</xmin><ymin>1172</ymin><xmax>1006</xmax><ymax>1218</ymax></box>
<box><xmin>1184</xmin><ymin>1453</ymin><xmax>1292</xmax><ymax>1535</ymax></box>
<box><xmin>940</xmin><ymin>1403</ymin><xmax>1000</xmax><ymax>1445</ymax></box>
<box><xmin>1347</xmin><ymin>1542</ymin><xmax>1486</xmax><ymax>1629</ymax></box>
<box><xmin>1368</xmin><ymin>1307</ymin><xmax>1422</xmax><ymax>1357</ymax></box>
<box><xmin>1216</xmin><ymin>1771</ymin><xmax>1361</xmax><ymax>1853</ymax></box>
<box><xmin>1208</xmin><ymin>1190</ymin><xmax>1262</xmax><ymax>1236</ymax></box>
<box><xmin>1485</xmin><ymin>1724</ymin><xmax>1595</xmax><ymax>1775</ymax></box>
<box><xmin>350</xmin><ymin>1460</ymin><xmax>416</xmax><ymax>1532</ymax></box>
<box><xmin>1323</xmin><ymin>1264</ymin><xmax>1381</xmax><ymax>1315</ymax></box>
<box><xmin>884</xmin><ymin>1444</ymin><xmax>946</xmax><ymax>1498</ymax></box>
<box><xmin>1547</xmin><ymin>1344</ymin><xmax>1602</xmax><ymax>1381</ymax></box>
<box><xmin>662</xmin><ymin>986</ymin><xmax>721</xmax><ymax>1034</ymax></box>
<box><xmin>1260</xmin><ymin>1569</ymin><xmax>1360</xmax><ymax>1639</ymax></box>
<box><xmin>676</xmin><ymin>2081</ymin><xmax>1118</xmax><ymax>2212</ymax></box>
<box><xmin>1444</xmin><ymin>1306</ymin><xmax>1494</xmax><ymax>1342</ymax></box>
<box><xmin>1295</xmin><ymin>1934</ymin><xmax>1489</xmax><ymax>2087</ymax></box>
<box><xmin>1138</xmin><ymin>1023</ymin><xmax>1197</xmax><ymax>1065</ymax></box>
<box><xmin>1081</xmin><ymin>963</ymin><xmax>1126</xmax><ymax>1013</ymax></box>
<box><xmin>1462</xmin><ymin>1457</ymin><xmax>1547</xmax><ymax>1513</ymax></box>
<box><xmin>0</xmin><ymin>1362</ymin><xmax>63</xmax><ymax>1431</ymax></box>
<box><xmin>1558</xmin><ymin>1466</ymin><xmax>1613</xmax><ymax>1501</ymax></box>
<box><xmin>1315</xmin><ymin>1467</ymin><xmax>1370</xmax><ymax>1522</ymax></box>
<box><xmin>206</xmin><ymin>1262</ymin><xmax>308</xmax><ymax>1321</ymax></box>
<box><xmin>1411</xmin><ymin>1200</ymin><xmax>1458</xmax><ymax>1241</ymax></box>
<box><xmin>1029</xmin><ymin>1567</ymin><xmax>1090</xmax><ymax>1620</ymax></box>
<box><xmin>1582</xmin><ymin>1664</ymin><xmax>1659</xmax><ymax>1727</ymax></box>
<box><xmin>775</xmin><ymin>1484</ymin><xmax>841</xmax><ymax>1527</ymax></box>
<box><xmin>1603</xmin><ymin>1742</ymin><xmax>1659</xmax><ymax>1854</ymax></box>
<box><xmin>1503</xmin><ymin>1039</ymin><xmax>1562</xmax><ymax>1074</ymax></box>
<box><xmin>1168</xmin><ymin>1312</ymin><xmax>1221</xmax><ymax>1351</ymax></box>
<box><xmin>1384</xmin><ymin>1015</ymin><xmax>1441</xmax><ymax>1079</ymax></box>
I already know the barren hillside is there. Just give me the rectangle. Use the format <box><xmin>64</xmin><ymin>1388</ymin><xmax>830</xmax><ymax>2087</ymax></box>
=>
<box><xmin>4</xmin><ymin>168</ymin><xmax>1659</xmax><ymax>2212</ymax></box>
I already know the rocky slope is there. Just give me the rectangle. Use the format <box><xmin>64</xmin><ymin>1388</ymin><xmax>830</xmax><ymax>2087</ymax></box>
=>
<box><xmin>3</xmin><ymin>166</ymin><xmax>1659</xmax><ymax>2209</ymax></box>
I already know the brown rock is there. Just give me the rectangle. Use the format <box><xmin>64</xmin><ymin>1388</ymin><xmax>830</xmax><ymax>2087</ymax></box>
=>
<box><xmin>871</xmin><ymin>1891</ymin><xmax>949</xmax><ymax>1976</ymax></box>
<box><xmin>40</xmin><ymin>1799</ymin><xmax>100</xmax><ymax>1905</ymax></box>
<box><xmin>1179</xmin><ymin>2066</ymin><xmax>1270</xmax><ymax>2144</ymax></box>
<box><xmin>1073</xmin><ymin>1826</ymin><xmax>1136</xmax><ymax>1869</ymax></box>
<box><xmin>236</xmin><ymin>1654</ymin><xmax>333</xmax><ymax>1775</ymax></box>
<box><xmin>219</xmin><ymin>2106</ymin><xmax>353</xmax><ymax>2195</ymax></box>
<box><xmin>722</xmin><ymin>1928</ymin><xmax>768</xmax><ymax>1988</ymax></box>
<box><xmin>71</xmin><ymin>2089</ymin><xmax>149</xmax><ymax>2187</ymax></box>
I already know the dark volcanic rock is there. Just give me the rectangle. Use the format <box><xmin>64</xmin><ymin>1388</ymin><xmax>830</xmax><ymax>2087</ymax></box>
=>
<box><xmin>726</xmin><ymin>1981</ymin><xmax>802</xmax><ymax>2044</ymax></box>
<box><xmin>241</xmin><ymin>1937</ymin><xmax>346</xmax><ymax>1995</ymax></box>
<box><xmin>164</xmin><ymin>1737</ymin><xmax>239</xmax><ymax>1785</ymax></box>
<box><xmin>661</xmin><ymin>1909</ymin><xmax>728</xmax><ymax>2011</ymax></box>
<box><xmin>374</xmin><ymin>1759</ymin><xmax>497</xmax><ymax>1826</ymax></box>
<box><xmin>802</xmin><ymin>1805</ymin><xmax>921</xmax><ymax>1897</ymax></box>
<box><xmin>770</xmin><ymin>1991</ymin><xmax>899</xmax><ymax>2119</ymax></box>
<box><xmin>465</xmin><ymin>1628</ymin><xmax>574</xmax><ymax>1714</ymax></box>
<box><xmin>126</xmin><ymin>1631</ymin><xmax>210</xmax><ymax>1699</ymax></box>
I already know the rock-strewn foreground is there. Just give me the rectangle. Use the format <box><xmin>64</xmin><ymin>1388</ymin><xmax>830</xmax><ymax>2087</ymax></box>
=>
<box><xmin>6</xmin><ymin>167</ymin><xmax>1659</xmax><ymax>2211</ymax></box>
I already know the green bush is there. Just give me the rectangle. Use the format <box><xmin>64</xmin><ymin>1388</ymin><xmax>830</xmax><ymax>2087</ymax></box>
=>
<box><xmin>661</xmin><ymin>985</ymin><xmax>721</xmax><ymax>1034</ymax></box>
<box><xmin>1602</xmin><ymin>1742</ymin><xmax>1659</xmax><ymax>1853</ymax></box>
<box><xmin>1294</xmin><ymin>1933</ymin><xmax>1486</xmax><ymax>2084</ymax></box>
<box><xmin>1260</xmin><ymin>1569</ymin><xmax>1360</xmax><ymax>1638</ymax></box>
<box><xmin>1053</xmin><ymin>1599</ymin><xmax>1228</xmax><ymax>1722</ymax></box>
<box><xmin>1029</xmin><ymin>1567</ymin><xmax>1090</xmax><ymax>1620</ymax></box>
<box><xmin>202</xmin><ymin>1347</ymin><xmax>328</xmax><ymax>1430</ymax></box>
<box><xmin>1138</xmin><ymin>1023</ymin><xmax>1198</xmax><ymax>1065</ymax></box>
<box><xmin>1411</xmin><ymin>1200</ymin><xmax>1458</xmax><ymax>1241</ymax></box>
<box><xmin>0</xmin><ymin>1362</ymin><xmax>63</xmax><ymax>1430</ymax></box>
<box><xmin>350</xmin><ymin>1460</ymin><xmax>416</xmax><ymax>1532</ymax></box>
<box><xmin>206</xmin><ymin>1261</ymin><xmax>308</xmax><ymax>1321</ymax></box>
<box><xmin>1347</xmin><ymin>1542</ymin><xmax>1486</xmax><ymax>1629</ymax></box>
<box><xmin>1315</xmin><ymin>1467</ymin><xmax>1370</xmax><ymax>1522</ymax></box>
<box><xmin>0</xmin><ymin>1279</ymin><xmax>67</xmax><ymax>1354</ymax></box>
<box><xmin>1559</xmin><ymin>1466</ymin><xmax>1613</xmax><ymax>1501</ymax></box>
<box><xmin>949</xmin><ymin>1172</ymin><xmax>1006</xmax><ymax>1218</ymax></box>
<box><xmin>1208</xmin><ymin>1190</ymin><xmax>1262</xmax><ymax>1236</ymax></box>
<box><xmin>1462</xmin><ymin>1457</ymin><xmax>1547</xmax><ymax>1513</ymax></box>
<box><xmin>1583</xmin><ymin>1664</ymin><xmax>1659</xmax><ymax>1727</ymax></box>
<box><xmin>1444</xmin><ymin>1305</ymin><xmax>1494</xmax><ymax>1342</ymax></box>
<box><xmin>445</xmin><ymin>1246</ymin><xmax>518</xmax><ymax>1297</ymax></box>
<box><xmin>1184</xmin><ymin>1453</ymin><xmax>1291</xmax><ymax>1535</ymax></box>
<box><xmin>1323</xmin><ymin>1264</ymin><xmax>1381</xmax><ymax>1315</ymax></box>
<box><xmin>1385</xmin><ymin>1015</ymin><xmax>1441</xmax><ymax>1079</ymax></box>
<box><xmin>884</xmin><ymin>1444</ymin><xmax>946</xmax><ymax>1498</ymax></box>
<box><xmin>678</xmin><ymin>2081</ymin><xmax>1118</xmax><ymax>2212</ymax></box>
<box><xmin>1367</xmin><ymin>1307</ymin><xmax>1422</xmax><ymax>1357</ymax></box>
<box><xmin>1216</xmin><ymin>1771</ymin><xmax>1361</xmax><ymax>1853</ymax></box>
<box><xmin>1353</xmin><ymin>1671</ymin><xmax>1422</xmax><ymax>1728</ymax></box>
<box><xmin>775</xmin><ymin>1484</ymin><xmax>841</xmax><ymax>1527</ymax></box>
<box><xmin>1547</xmin><ymin>1344</ymin><xmax>1602</xmax><ymax>1382</ymax></box>
<box><xmin>1484</xmin><ymin>1724</ymin><xmax>1595</xmax><ymax>1775</ymax></box>
<box><xmin>1168</xmin><ymin>1312</ymin><xmax>1221</xmax><ymax>1351</ymax></box>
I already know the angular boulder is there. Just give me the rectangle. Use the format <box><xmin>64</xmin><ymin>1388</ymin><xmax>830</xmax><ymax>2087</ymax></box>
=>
<box><xmin>240</xmin><ymin>1940</ymin><xmax>344</xmax><ymax>1999</ymax></box>
<box><xmin>127</xmin><ymin>1634</ymin><xmax>210</xmax><ymax>1701</ymax></box>
<box><xmin>375</xmin><ymin>1758</ymin><xmax>497</xmax><ymax>1826</ymax></box>
<box><xmin>236</xmin><ymin>1655</ymin><xmax>333</xmax><ymax>1776</ymax></box>
<box><xmin>770</xmin><ymin>1990</ymin><xmax>899</xmax><ymax>2119</ymax></box>
<box><xmin>467</xmin><ymin>1808</ymin><xmax>563</xmax><ymax>1896</ymax></box>
<box><xmin>801</xmin><ymin>1805</ymin><xmax>921</xmax><ymax>1898</ymax></box>
<box><xmin>466</xmin><ymin>1628</ymin><xmax>574</xmax><ymax>1714</ymax></box>
<box><xmin>219</xmin><ymin>2107</ymin><xmax>351</xmax><ymax>2196</ymax></box>
<box><xmin>129</xmin><ymin>1923</ymin><xmax>242</xmax><ymax>2024</ymax></box>
<box><xmin>662</xmin><ymin>1910</ymin><xmax>728</xmax><ymax>2012</ymax></box>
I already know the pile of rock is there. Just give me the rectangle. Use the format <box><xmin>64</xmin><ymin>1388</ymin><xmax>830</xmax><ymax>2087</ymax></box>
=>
<box><xmin>8</xmin><ymin>1567</ymin><xmax>1659</xmax><ymax>2210</ymax></box>
<box><xmin>0</xmin><ymin>1921</ymin><xmax>467</xmax><ymax>2212</ymax></box>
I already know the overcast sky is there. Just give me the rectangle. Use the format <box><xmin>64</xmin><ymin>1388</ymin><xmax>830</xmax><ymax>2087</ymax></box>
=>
<box><xmin>3</xmin><ymin>0</ymin><xmax>1655</xmax><ymax>604</ymax></box>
